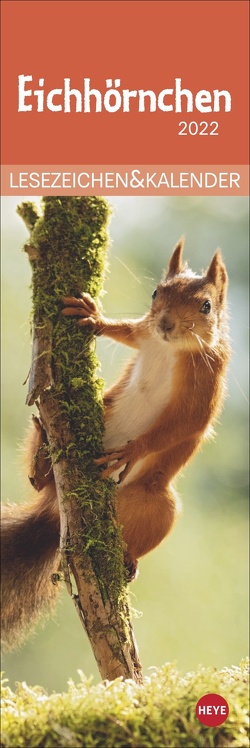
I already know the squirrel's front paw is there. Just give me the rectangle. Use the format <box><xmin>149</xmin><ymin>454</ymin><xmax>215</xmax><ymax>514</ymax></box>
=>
<box><xmin>62</xmin><ymin>293</ymin><xmax>103</xmax><ymax>332</ymax></box>
<box><xmin>95</xmin><ymin>440</ymin><xmax>142</xmax><ymax>482</ymax></box>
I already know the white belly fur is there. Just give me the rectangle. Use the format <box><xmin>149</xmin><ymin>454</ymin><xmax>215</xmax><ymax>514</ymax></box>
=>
<box><xmin>103</xmin><ymin>336</ymin><xmax>176</xmax><ymax>486</ymax></box>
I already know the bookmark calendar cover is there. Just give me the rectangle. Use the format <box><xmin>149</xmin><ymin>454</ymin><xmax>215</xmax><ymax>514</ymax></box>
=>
<box><xmin>1</xmin><ymin>1</ymin><xmax>249</xmax><ymax>746</ymax></box>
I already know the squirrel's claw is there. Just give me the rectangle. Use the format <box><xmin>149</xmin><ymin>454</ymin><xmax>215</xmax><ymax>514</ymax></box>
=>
<box><xmin>98</xmin><ymin>461</ymin><xmax>131</xmax><ymax>481</ymax></box>
<box><xmin>62</xmin><ymin>294</ymin><xmax>102</xmax><ymax>331</ymax></box>
<box><xmin>95</xmin><ymin>443</ymin><xmax>135</xmax><ymax>482</ymax></box>
<box><xmin>62</xmin><ymin>293</ymin><xmax>97</xmax><ymax>310</ymax></box>
<box><xmin>94</xmin><ymin>447</ymin><xmax>127</xmax><ymax>465</ymax></box>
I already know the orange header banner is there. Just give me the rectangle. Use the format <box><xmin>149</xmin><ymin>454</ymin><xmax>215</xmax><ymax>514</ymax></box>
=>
<box><xmin>1</xmin><ymin>0</ymin><xmax>249</xmax><ymax>167</ymax></box>
<box><xmin>2</xmin><ymin>165</ymin><xmax>249</xmax><ymax>196</ymax></box>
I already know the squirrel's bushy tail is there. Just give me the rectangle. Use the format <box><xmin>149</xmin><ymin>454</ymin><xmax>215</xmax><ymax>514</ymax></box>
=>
<box><xmin>1</xmin><ymin>486</ymin><xmax>60</xmax><ymax>650</ymax></box>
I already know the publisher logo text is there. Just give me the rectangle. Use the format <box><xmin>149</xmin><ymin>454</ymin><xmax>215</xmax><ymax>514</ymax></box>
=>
<box><xmin>196</xmin><ymin>693</ymin><xmax>229</xmax><ymax>727</ymax></box>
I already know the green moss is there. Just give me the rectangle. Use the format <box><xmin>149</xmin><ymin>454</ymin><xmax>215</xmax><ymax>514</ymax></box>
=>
<box><xmin>1</xmin><ymin>660</ymin><xmax>249</xmax><ymax>747</ymax></box>
<box><xmin>18</xmin><ymin>197</ymin><xmax>126</xmax><ymax>611</ymax></box>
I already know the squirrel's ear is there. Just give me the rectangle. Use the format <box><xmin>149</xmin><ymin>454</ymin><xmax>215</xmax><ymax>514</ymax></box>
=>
<box><xmin>165</xmin><ymin>237</ymin><xmax>185</xmax><ymax>279</ymax></box>
<box><xmin>206</xmin><ymin>250</ymin><xmax>228</xmax><ymax>306</ymax></box>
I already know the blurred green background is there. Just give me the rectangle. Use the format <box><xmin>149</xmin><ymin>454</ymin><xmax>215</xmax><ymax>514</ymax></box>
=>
<box><xmin>1</xmin><ymin>196</ymin><xmax>249</xmax><ymax>693</ymax></box>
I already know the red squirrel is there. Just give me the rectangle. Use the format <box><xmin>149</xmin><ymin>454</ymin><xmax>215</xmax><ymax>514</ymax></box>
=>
<box><xmin>1</xmin><ymin>240</ymin><xmax>230</xmax><ymax>649</ymax></box>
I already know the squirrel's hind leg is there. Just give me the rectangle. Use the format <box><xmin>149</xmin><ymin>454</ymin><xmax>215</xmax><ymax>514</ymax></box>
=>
<box><xmin>117</xmin><ymin>475</ymin><xmax>180</xmax><ymax>576</ymax></box>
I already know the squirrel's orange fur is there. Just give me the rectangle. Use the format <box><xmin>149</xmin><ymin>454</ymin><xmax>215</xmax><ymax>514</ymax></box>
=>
<box><xmin>1</xmin><ymin>240</ymin><xmax>230</xmax><ymax>648</ymax></box>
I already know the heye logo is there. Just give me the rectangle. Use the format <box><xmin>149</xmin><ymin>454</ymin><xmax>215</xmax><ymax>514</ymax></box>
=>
<box><xmin>196</xmin><ymin>693</ymin><xmax>229</xmax><ymax>727</ymax></box>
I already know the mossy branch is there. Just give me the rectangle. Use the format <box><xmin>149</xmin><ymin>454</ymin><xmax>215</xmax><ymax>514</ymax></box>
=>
<box><xmin>18</xmin><ymin>197</ymin><xmax>142</xmax><ymax>683</ymax></box>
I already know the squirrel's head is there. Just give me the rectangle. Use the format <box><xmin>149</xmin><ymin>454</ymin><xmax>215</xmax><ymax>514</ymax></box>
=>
<box><xmin>150</xmin><ymin>238</ymin><xmax>228</xmax><ymax>350</ymax></box>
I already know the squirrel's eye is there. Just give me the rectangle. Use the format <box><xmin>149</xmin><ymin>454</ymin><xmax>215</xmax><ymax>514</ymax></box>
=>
<box><xmin>152</xmin><ymin>289</ymin><xmax>157</xmax><ymax>300</ymax></box>
<box><xmin>200</xmin><ymin>300</ymin><xmax>211</xmax><ymax>314</ymax></box>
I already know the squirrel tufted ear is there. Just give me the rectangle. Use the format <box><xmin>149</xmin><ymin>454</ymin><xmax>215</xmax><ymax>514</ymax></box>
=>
<box><xmin>165</xmin><ymin>237</ymin><xmax>185</xmax><ymax>278</ymax></box>
<box><xmin>206</xmin><ymin>250</ymin><xmax>228</xmax><ymax>306</ymax></box>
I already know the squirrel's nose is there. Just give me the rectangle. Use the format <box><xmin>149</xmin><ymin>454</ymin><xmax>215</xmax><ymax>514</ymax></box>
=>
<box><xmin>159</xmin><ymin>316</ymin><xmax>175</xmax><ymax>333</ymax></box>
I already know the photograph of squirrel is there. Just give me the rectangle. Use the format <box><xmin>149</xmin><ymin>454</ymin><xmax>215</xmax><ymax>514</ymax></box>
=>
<box><xmin>1</xmin><ymin>239</ymin><xmax>230</xmax><ymax>650</ymax></box>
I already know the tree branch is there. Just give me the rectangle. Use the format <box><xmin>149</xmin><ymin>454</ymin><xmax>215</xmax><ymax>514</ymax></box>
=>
<box><xmin>18</xmin><ymin>197</ymin><xmax>142</xmax><ymax>683</ymax></box>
